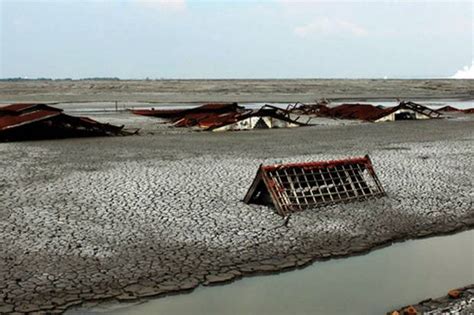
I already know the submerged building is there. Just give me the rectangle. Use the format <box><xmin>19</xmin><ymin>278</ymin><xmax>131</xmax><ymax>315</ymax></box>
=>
<box><xmin>133</xmin><ymin>103</ymin><xmax>313</xmax><ymax>131</ymax></box>
<box><xmin>0</xmin><ymin>103</ymin><xmax>128</xmax><ymax>141</ymax></box>
<box><xmin>292</xmin><ymin>101</ymin><xmax>442</xmax><ymax>122</ymax></box>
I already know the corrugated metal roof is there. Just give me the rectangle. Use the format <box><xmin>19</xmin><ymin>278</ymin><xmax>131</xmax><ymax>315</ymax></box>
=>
<box><xmin>261</xmin><ymin>156</ymin><xmax>372</xmax><ymax>172</ymax></box>
<box><xmin>0</xmin><ymin>103</ymin><xmax>127</xmax><ymax>141</ymax></box>
<box><xmin>131</xmin><ymin>103</ymin><xmax>243</xmax><ymax>119</ymax></box>
<box><xmin>296</xmin><ymin>101</ymin><xmax>442</xmax><ymax>122</ymax></box>
<box><xmin>0</xmin><ymin>103</ymin><xmax>62</xmax><ymax>113</ymax></box>
<box><xmin>244</xmin><ymin>155</ymin><xmax>386</xmax><ymax>216</ymax></box>
<box><xmin>0</xmin><ymin>104</ymin><xmax>62</xmax><ymax>131</ymax></box>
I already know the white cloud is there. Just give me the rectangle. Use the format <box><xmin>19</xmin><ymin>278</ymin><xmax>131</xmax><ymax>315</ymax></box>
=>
<box><xmin>451</xmin><ymin>61</ymin><xmax>474</xmax><ymax>79</ymax></box>
<box><xmin>294</xmin><ymin>17</ymin><xmax>368</xmax><ymax>38</ymax></box>
<box><xmin>135</xmin><ymin>0</ymin><xmax>186</xmax><ymax>11</ymax></box>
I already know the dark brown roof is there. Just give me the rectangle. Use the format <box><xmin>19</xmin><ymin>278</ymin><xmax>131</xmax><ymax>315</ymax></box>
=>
<box><xmin>131</xmin><ymin>103</ymin><xmax>243</xmax><ymax>119</ymax></box>
<box><xmin>304</xmin><ymin>101</ymin><xmax>441</xmax><ymax>122</ymax></box>
<box><xmin>0</xmin><ymin>103</ymin><xmax>63</xmax><ymax>131</ymax></box>
<box><xmin>0</xmin><ymin>103</ymin><xmax>126</xmax><ymax>141</ymax></box>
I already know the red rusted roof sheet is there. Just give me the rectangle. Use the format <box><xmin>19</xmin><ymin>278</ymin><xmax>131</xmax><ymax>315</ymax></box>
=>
<box><xmin>132</xmin><ymin>103</ymin><xmax>243</xmax><ymax>119</ymax></box>
<box><xmin>306</xmin><ymin>101</ymin><xmax>440</xmax><ymax>122</ymax></box>
<box><xmin>244</xmin><ymin>155</ymin><xmax>386</xmax><ymax>216</ymax></box>
<box><xmin>261</xmin><ymin>156</ymin><xmax>373</xmax><ymax>172</ymax></box>
<box><xmin>0</xmin><ymin>103</ymin><xmax>126</xmax><ymax>140</ymax></box>
<box><xmin>131</xmin><ymin>108</ymin><xmax>185</xmax><ymax>118</ymax></box>
<box><xmin>0</xmin><ymin>103</ymin><xmax>63</xmax><ymax>113</ymax></box>
<box><xmin>438</xmin><ymin>105</ymin><xmax>461</xmax><ymax>112</ymax></box>
<box><xmin>328</xmin><ymin>104</ymin><xmax>390</xmax><ymax>121</ymax></box>
<box><xmin>0</xmin><ymin>105</ymin><xmax>62</xmax><ymax>131</ymax></box>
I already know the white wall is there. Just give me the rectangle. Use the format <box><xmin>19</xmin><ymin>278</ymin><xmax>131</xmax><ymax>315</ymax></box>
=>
<box><xmin>375</xmin><ymin>109</ymin><xmax>430</xmax><ymax>122</ymax></box>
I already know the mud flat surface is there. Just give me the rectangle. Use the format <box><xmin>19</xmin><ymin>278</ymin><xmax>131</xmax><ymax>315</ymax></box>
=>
<box><xmin>0</xmin><ymin>117</ymin><xmax>473</xmax><ymax>314</ymax></box>
<box><xmin>0</xmin><ymin>79</ymin><xmax>473</xmax><ymax>103</ymax></box>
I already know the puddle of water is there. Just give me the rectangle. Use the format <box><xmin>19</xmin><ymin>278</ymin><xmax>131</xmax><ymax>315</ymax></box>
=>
<box><xmin>71</xmin><ymin>230</ymin><xmax>474</xmax><ymax>315</ymax></box>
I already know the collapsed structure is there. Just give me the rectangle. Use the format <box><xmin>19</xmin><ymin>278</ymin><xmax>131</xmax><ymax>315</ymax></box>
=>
<box><xmin>244</xmin><ymin>155</ymin><xmax>385</xmax><ymax>216</ymax></box>
<box><xmin>132</xmin><ymin>103</ymin><xmax>312</xmax><ymax>131</ymax></box>
<box><xmin>438</xmin><ymin>105</ymin><xmax>474</xmax><ymax>114</ymax></box>
<box><xmin>292</xmin><ymin>101</ymin><xmax>442</xmax><ymax>122</ymax></box>
<box><xmin>0</xmin><ymin>103</ymin><xmax>128</xmax><ymax>141</ymax></box>
<box><xmin>131</xmin><ymin>102</ymin><xmax>243</xmax><ymax>119</ymax></box>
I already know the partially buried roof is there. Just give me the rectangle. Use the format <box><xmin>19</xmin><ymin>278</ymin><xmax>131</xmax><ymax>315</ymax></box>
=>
<box><xmin>244</xmin><ymin>155</ymin><xmax>386</xmax><ymax>216</ymax></box>
<box><xmin>131</xmin><ymin>102</ymin><xmax>243</xmax><ymax>119</ymax></box>
<box><xmin>293</xmin><ymin>101</ymin><xmax>442</xmax><ymax>122</ymax></box>
<box><xmin>0</xmin><ymin>103</ymin><xmax>127</xmax><ymax>141</ymax></box>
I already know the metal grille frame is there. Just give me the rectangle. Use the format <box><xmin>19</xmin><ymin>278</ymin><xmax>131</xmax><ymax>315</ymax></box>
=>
<box><xmin>244</xmin><ymin>155</ymin><xmax>386</xmax><ymax>216</ymax></box>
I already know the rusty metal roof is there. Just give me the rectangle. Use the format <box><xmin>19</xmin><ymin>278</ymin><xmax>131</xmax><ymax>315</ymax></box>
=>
<box><xmin>244</xmin><ymin>155</ymin><xmax>386</xmax><ymax>216</ymax></box>
<box><xmin>131</xmin><ymin>102</ymin><xmax>243</xmax><ymax>120</ymax></box>
<box><xmin>261</xmin><ymin>156</ymin><xmax>372</xmax><ymax>172</ymax></box>
<box><xmin>329</xmin><ymin>104</ymin><xmax>390</xmax><ymax>121</ymax></box>
<box><xmin>295</xmin><ymin>101</ymin><xmax>442</xmax><ymax>122</ymax></box>
<box><xmin>0</xmin><ymin>104</ymin><xmax>63</xmax><ymax>131</ymax></box>
<box><xmin>0</xmin><ymin>103</ymin><xmax>126</xmax><ymax>141</ymax></box>
<box><xmin>173</xmin><ymin>104</ymin><xmax>309</xmax><ymax>131</ymax></box>
<box><xmin>0</xmin><ymin>103</ymin><xmax>62</xmax><ymax>113</ymax></box>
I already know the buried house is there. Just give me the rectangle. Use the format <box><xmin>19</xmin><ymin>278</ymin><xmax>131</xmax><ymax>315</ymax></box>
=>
<box><xmin>131</xmin><ymin>102</ymin><xmax>244</xmax><ymax>119</ymax></box>
<box><xmin>133</xmin><ymin>102</ymin><xmax>313</xmax><ymax>131</ymax></box>
<box><xmin>176</xmin><ymin>105</ymin><xmax>312</xmax><ymax>131</ymax></box>
<box><xmin>0</xmin><ymin>103</ymin><xmax>128</xmax><ymax>141</ymax></box>
<box><xmin>244</xmin><ymin>155</ymin><xmax>386</xmax><ymax>216</ymax></box>
<box><xmin>292</xmin><ymin>101</ymin><xmax>442</xmax><ymax>122</ymax></box>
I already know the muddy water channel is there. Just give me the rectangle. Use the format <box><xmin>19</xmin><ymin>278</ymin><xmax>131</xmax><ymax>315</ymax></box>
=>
<box><xmin>74</xmin><ymin>230</ymin><xmax>474</xmax><ymax>315</ymax></box>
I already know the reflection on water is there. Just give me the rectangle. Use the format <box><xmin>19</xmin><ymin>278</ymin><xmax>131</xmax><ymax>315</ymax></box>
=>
<box><xmin>71</xmin><ymin>230</ymin><xmax>474</xmax><ymax>315</ymax></box>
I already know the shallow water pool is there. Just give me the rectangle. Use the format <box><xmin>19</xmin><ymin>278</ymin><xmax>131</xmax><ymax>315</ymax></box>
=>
<box><xmin>71</xmin><ymin>229</ymin><xmax>474</xmax><ymax>315</ymax></box>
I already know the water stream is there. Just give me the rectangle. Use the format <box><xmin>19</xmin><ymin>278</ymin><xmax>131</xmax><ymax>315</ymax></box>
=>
<box><xmin>72</xmin><ymin>229</ymin><xmax>474</xmax><ymax>315</ymax></box>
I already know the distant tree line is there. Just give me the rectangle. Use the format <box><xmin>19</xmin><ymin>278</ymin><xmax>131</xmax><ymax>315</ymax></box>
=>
<box><xmin>0</xmin><ymin>77</ymin><xmax>122</xmax><ymax>81</ymax></box>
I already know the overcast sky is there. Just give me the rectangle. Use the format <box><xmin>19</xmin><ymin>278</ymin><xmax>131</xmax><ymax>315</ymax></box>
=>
<box><xmin>1</xmin><ymin>0</ymin><xmax>473</xmax><ymax>79</ymax></box>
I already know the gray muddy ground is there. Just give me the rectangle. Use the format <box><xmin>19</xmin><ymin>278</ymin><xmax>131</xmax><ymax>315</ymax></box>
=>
<box><xmin>0</xmin><ymin>116</ymin><xmax>473</xmax><ymax>313</ymax></box>
<box><xmin>0</xmin><ymin>79</ymin><xmax>473</xmax><ymax>103</ymax></box>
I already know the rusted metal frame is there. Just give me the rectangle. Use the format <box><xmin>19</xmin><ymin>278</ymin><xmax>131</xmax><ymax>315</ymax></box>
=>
<box><xmin>261</xmin><ymin>157</ymin><xmax>370</xmax><ymax>173</ymax></box>
<box><xmin>243</xmin><ymin>165</ymin><xmax>265</xmax><ymax>204</ymax></box>
<box><xmin>336</xmin><ymin>165</ymin><xmax>353</xmax><ymax>199</ymax></box>
<box><xmin>302</xmin><ymin>168</ymin><xmax>320</xmax><ymax>205</ymax></box>
<box><xmin>347</xmin><ymin>162</ymin><xmax>384</xmax><ymax>200</ymax></box>
<box><xmin>269</xmin><ymin>170</ymin><xmax>288</xmax><ymax>213</ymax></box>
<box><xmin>269</xmin><ymin>169</ymin><xmax>295</xmax><ymax>216</ymax></box>
<box><xmin>326</xmin><ymin>166</ymin><xmax>344</xmax><ymax>201</ymax></box>
<box><xmin>361</xmin><ymin>164</ymin><xmax>377</xmax><ymax>195</ymax></box>
<box><xmin>355</xmin><ymin>163</ymin><xmax>374</xmax><ymax>195</ymax></box>
<box><xmin>262</xmin><ymin>170</ymin><xmax>287</xmax><ymax>216</ymax></box>
<box><xmin>309</xmin><ymin>171</ymin><xmax>325</xmax><ymax>203</ymax></box>
<box><xmin>337</xmin><ymin>165</ymin><xmax>354</xmax><ymax>199</ymax></box>
<box><xmin>246</xmin><ymin>156</ymin><xmax>385</xmax><ymax>215</ymax></box>
<box><xmin>344</xmin><ymin>165</ymin><xmax>358</xmax><ymax>198</ymax></box>
<box><xmin>336</xmin><ymin>165</ymin><xmax>350</xmax><ymax>198</ymax></box>
<box><xmin>274</xmin><ymin>169</ymin><xmax>293</xmax><ymax>211</ymax></box>
<box><xmin>364</xmin><ymin>156</ymin><xmax>386</xmax><ymax>195</ymax></box>
<box><xmin>282</xmin><ymin>168</ymin><xmax>302</xmax><ymax>212</ymax></box>
<box><xmin>291</xmin><ymin>167</ymin><xmax>310</xmax><ymax>210</ymax></box>
<box><xmin>318</xmin><ymin>168</ymin><xmax>334</xmax><ymax>203</ymax></box>
<box><xmin>346</xmin><ymin>164</ymin><xmax>367</xmax><ymax>198</ymax></box>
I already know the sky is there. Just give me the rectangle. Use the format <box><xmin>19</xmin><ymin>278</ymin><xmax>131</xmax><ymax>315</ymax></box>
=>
<box><xmin>0</xmin><ymin>0</ymin><xmax>473</xmax><ymax>79</ymax></box>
